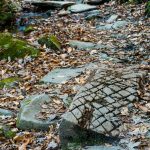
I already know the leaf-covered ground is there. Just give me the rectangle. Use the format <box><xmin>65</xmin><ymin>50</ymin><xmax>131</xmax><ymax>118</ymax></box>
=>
<box><xmin>0</xmin><ymin>0</ymin><xmax>149</xmax><ymax>149</ymax></box>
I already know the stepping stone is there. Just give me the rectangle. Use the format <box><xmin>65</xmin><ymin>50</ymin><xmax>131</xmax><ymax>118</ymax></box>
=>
<box><xmin>97</xmin><ymin>21</ymin><xmax>128</xmax><ymax>30</ymax></box>
<box><xmin>68</xmin><ymin>4</ymin><xmax>97</xmax><ymax>13</ymax></box>
<box><xmin>41</xmin><ymin>67</ymin><xmax>85</xmax><ymax>84</ymax></box>
<box><xmin>106</xmin><ymin>14</ymin><xmax>118</xmax><ymax>23</ymax></box>
<box><xmin>69</xmin><ymin>40</ymin><xmax>109</xmax><ymax>50</ymax></box>
<box><xmin>17</xmin><ymin>94</ymin><xmax>56</xmax><ymax>130</ymax></box>
<box><xmin>59</xmin><ymin>65</ymin><xmax>147</xmax><ymax>145</ymax></box>
<box><xmin>25</xmin><ymin>0</ymin><xmax>75</xmax><ymax>8</ymax></box>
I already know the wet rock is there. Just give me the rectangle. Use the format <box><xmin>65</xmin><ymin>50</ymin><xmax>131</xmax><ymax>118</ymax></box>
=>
<box><xmin>17</xmin><ymin>94</ymin><xmax>56</xmax><ymax>130</ymax></box>
<box><xmin>106</xmin><ymin>14</ymin><xmax>118</xmax><ymax>23</ymax></box>
<box><xmin>84</xmin><ymin>10</ymin><xmax>101</xmax><ymax>20</ymax></box>
<box><xmin>68</xmin><ymin>4</ymin><xmax>97</xmax><ymax>13</ymax></box>
<box><xmin>25</xmin><ymin>0</ymin><xmax>75</xmax><ymax>9</ymax></box>
<box><xmin>59</xmin><ymin>65</ymin><xmax>147</xmax><ymax>145</ymax></box>
<box><xmin>69</xmin><ymin>40</ymin><xmax>109</xmax><ymax>50</ymax></box>
<box><xmin>41</xmin><ymin>67</ymin><xmax>85</xmax><ymax>84</ymax></box>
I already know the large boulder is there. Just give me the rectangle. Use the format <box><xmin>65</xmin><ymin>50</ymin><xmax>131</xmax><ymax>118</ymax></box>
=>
<box><xmin>59</xmin><ymin>64</ymin><xmax>147</xmax><ymax>147</ymax></box>
<box><xmin>68</xmin><ymin>4</ymin><xmax>97</xmax><ymax>13</ymax></box>
<box><xmin>17</xmin><ymin>94</ymin><xmax>57</xmax><ymax>130</ymax></box>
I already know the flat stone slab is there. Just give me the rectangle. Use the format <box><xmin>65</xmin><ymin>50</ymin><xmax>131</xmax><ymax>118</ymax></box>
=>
<box><xmin>41</xmin><ymin>67</ymin><xmax>85</xmax><ymax>84</ymax></box>
<box><xmin>83</xmin><ymin>145</ymin><xmax>123</xmax><ymax>150</ymax></box>
<box><xmin>69</xmin><ymin>40</ymin><xmax>110</xmax><ymax>50</ymax></box>
<box><xmin>68</xmin><ymin>4</ymin><xmax>97</xmax><ymax>13</ymax></box>
<box><xmin>97</xmin><ymin>21</ymin><xmax>128</xmax><ymax>30</ymax></box>
<box><xmin>17</xmin><ymin>94</ymin><xmax>55</xmax><ymax>130</ymax></box>
<box><xmin>59</xmin><ymin>64</ymin><xmax>147</xmax><ymax>144</ymax></box>
<box><xmin>84</xmin><ymin>10</ymin><xmax>101</xmax><ymax>20</ymax></box>
<box><xmin>25</xmin><ymin>0</ymin><xmax>75</xmax><ymax>8</ymax></box>
<box><xmin>106</xmin><ymin>14</ymin><xmax>118</xmax><ymax>23</ymax></box>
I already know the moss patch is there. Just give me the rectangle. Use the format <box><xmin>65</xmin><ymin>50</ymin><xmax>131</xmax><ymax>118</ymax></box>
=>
<box><xmin>24</xmin><ymin>26</ymin><xmax>34</xmax><ymax>34</ymax></box>
<box><xmin>0</xmin><ymin>77</ymin><xmax>19</xmax><ymax>89</ymax></box>
<box><xmin>38</xmin><ymin>35</ymin><xmax>61</xmax><ymax>50</ymax></box>
<box><xmin>0</xmin><ymin>32</ymin><xmax>39</xmax><ymax>60</ymax></box>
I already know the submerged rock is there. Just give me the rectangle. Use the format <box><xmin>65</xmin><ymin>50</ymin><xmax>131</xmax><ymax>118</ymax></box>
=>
<box><xmin>0</xmin><ymin>33</ymin><xmax>39</xmax><ymax>60</ymax></box>
<box><xmin>59</xmin><ymin>65</ymin><xmax>147</xmax><ymax>146</ymax></box>
<box><xmin>17</xmin><ymin>94</ymin><xmax>57</xmax><ymax>130</ymax></box>
<box><xmin>68</xmin><ymin>4</ymin><xmax>97</xmax><ymax>13</ymax></box>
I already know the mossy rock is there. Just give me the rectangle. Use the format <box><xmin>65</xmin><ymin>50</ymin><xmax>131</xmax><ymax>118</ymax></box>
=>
<box><xmin>145</xmin><ymin>1</ymin><xmax>150</xmax><ymax>17</ymax></box>
<box><xmin>38</xmin><ymin>35</ymin><xmax>61</xmax><ymax>50</ymax></box>
<box><xmin>24</xmin><ymin>26</ymin><xmax>34</xmax><ymax>34</ymax></box>
<box><xmin>0</xmin><ymin>32</ymin><xmax>39</xmax><ymax>60</ymax></box>
<box><xmin>0</xmin><ymin>0</ymin><xmax>16</xmax><ymax>29</ymax></box>
<box><xmin>0</xmin><ymin>77</ymin><xmax>19</xmax><ymax>89</ymax></box>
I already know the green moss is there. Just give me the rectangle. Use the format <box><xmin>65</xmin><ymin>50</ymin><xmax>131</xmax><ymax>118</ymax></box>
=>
<box><xmin>145</xmin><ymin>1</ymin><xmax>150</xmax><ymax>17</ymax></box>
<box><xmin>0</xmin><ymin>0</ymin><xmax>16</xmax><ymax>29</ymax></box>
<box><xmin>0</xmin><ymin>32</ymin><xmax>39</xmax><ymax>60</ymax></box>
<box><xmin>0</xmin><ymin>77</ymin><xmax>18</xmax><ymax>89</ymax></box>
<box><xmin>38</xmin><ymin>35</ymin><xmax>61</xmax><ymax>50</ymax></box>
<box><xmin>24</xmin><ymin>26</ymin><xmax>34</xmax><ymax>34</ymax></box>
<box><xmin>0</xmin><ymin>125</ymin><xmax>16</xmax><ymax>139</ymax></box>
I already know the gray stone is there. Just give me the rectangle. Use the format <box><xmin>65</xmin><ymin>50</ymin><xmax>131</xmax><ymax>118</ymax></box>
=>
<box><xmin>112</xmin><ymin>21</ymin><xmax>128</xmax><ymax>29</ymax></box>
<box><xmin>17</xmin><ymin>94</ymin><xmax>56</xmax><ymax>130</ymax></box>
<box><xmin>0</xmin><ymin>108</ymin><xmax>14</xmax><ymax>117</ymax></box>
<box><xmin>69</xmin><ymin>40</ymin><xmax>95</xmax><ymax>50</ymax></box>
<box><xmin>106</xmin><ymin>14</ymin><xmax>118</xmax><ymax>23</ymax></box>
<box><xmin>68</xmin><ymin>4</ymin><xmax>97</xmax><ymax>13</ymax></box>
<box><xmin>69</xmin><ymin>40</ymin><xmax>109</xmax><ymax>50</ymax></box>
<box><xmin>84</xmin><ymin>10</ymin><xmax>101</xmax><ymax>20</ymax></box>
<box><xmin>41</xmin><ymin>67</ymin><xmax>84</xmax><ymax>84</ymax></box>
<box><xmin>82</xmin><ymin>145</ymin><xmax>123</xmax><ymax>150</ymax></box>
<box><xmin>97</xmin><ymin>21</ymin><xmax>128</xmax><ymax>30</ymax></box>
<box><xmin>25</xmin><ymin>0</ymin><xmax>75</xmax><ymax>8</ymax></box>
